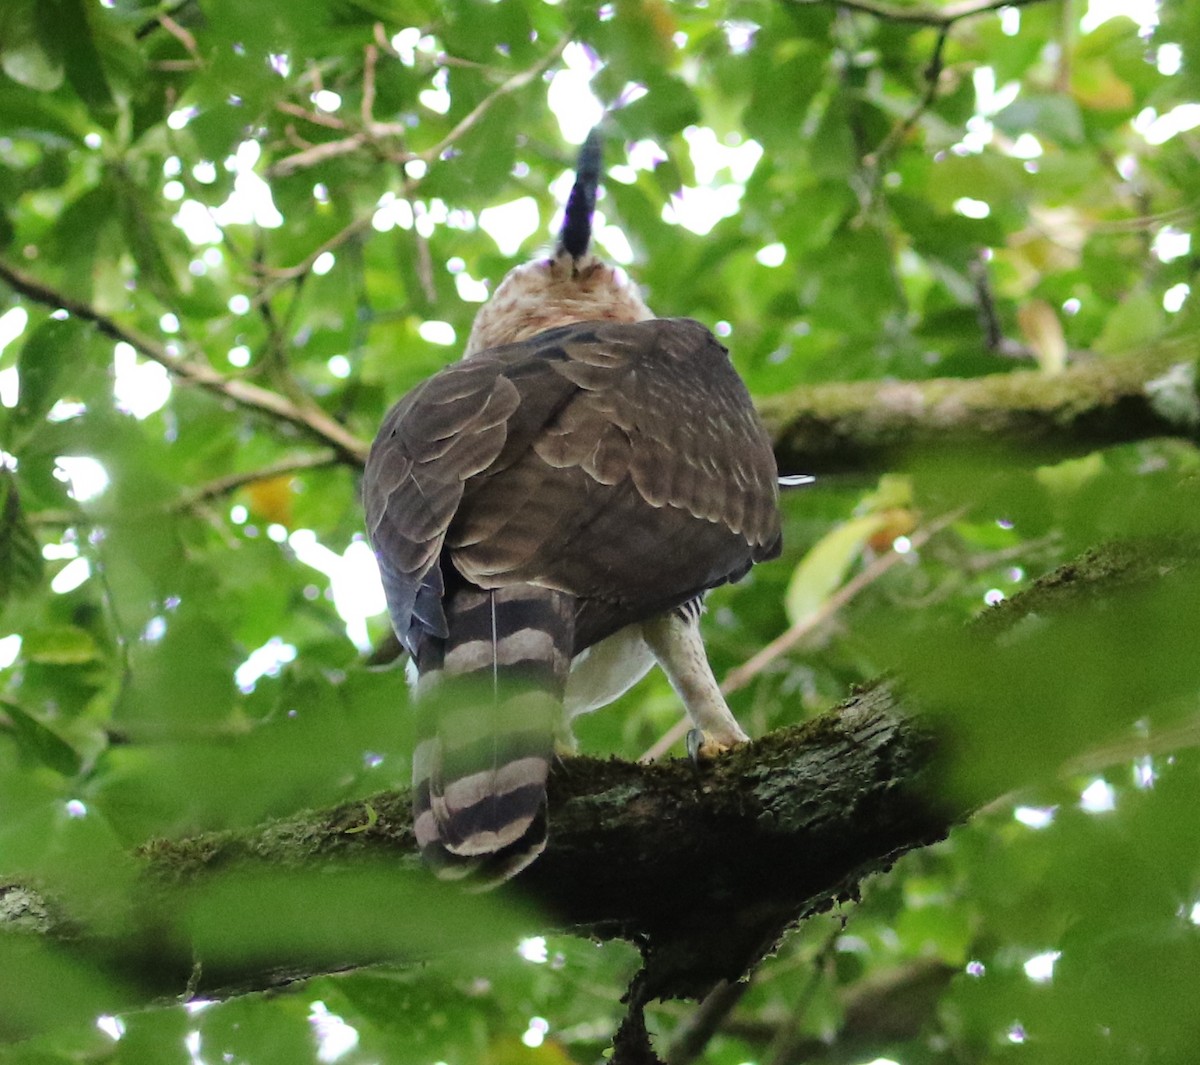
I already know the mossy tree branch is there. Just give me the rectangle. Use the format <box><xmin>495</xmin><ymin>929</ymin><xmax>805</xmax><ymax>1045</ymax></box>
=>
<box><xmin>761</xmin><ymin>343</ymin><xmax>1200</xmax><ymax>475</ymax></box>
<box><xmin>6</xmin><ymin>533</ymin><xmax>1200</xmax><ymax>1018</ymax></box>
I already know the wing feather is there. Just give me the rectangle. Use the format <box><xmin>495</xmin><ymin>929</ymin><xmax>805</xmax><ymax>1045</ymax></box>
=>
<box><xmin>365</xmin><ymin>316</ymin><xmax>780</xmax><ymax>658</ymax></box>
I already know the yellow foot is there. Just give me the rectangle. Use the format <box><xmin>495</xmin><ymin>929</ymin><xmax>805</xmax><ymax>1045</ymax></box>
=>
<box><xmin>686</xmin><ymin>728</ymin><xmax>745</xmax><ymax>763</ymax></box>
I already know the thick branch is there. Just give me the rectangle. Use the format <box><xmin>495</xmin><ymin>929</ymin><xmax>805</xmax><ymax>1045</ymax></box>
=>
<box><xmin>8</xmin><ymin>535</ymin><xmax>1199</xmax><ymax>1011</ymax></box>
<box><xmin>761</xmin><ymin>344</ymin><xmax>1200</xmax><ymax>474</ymax></box>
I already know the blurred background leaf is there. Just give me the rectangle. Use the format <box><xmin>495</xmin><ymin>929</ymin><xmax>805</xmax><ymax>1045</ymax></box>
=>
<box><xmin>0</xmin><ymin>0</ymin><xmax>1197</xmax><ymax>1060</ymax></box>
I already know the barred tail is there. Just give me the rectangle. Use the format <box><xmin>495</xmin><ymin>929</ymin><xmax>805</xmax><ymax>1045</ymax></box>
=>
<box><xmin>411</xmin><ymin>584</ymin><xmax>573</xmax><ymax>881</ymax></box>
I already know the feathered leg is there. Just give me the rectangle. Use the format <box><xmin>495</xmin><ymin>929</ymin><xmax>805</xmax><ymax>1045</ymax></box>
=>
<box><xmin>642</xmin><ymin>603</ymin><xmax>748</xmax><ymax>758</ymax></box>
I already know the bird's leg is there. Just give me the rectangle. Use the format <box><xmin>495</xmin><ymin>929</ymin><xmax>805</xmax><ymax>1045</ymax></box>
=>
<box><xmin>642</xmin><ymin>609</ymin><xmax>748</xmax><ymax>759</ymax></box>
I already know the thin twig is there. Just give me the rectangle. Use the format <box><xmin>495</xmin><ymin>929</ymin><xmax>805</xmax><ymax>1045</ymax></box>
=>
<box><xmin>268</xmin><ymin>32</ymin><xmax>572</xmax><ymax>177</ymax></box>
<box><xmin>764</xmin><ymin>929</ymin><xmax>841</xmax><ymax>1065</ymax></box>
<box><xmin>641</xmin><ymin>510</ymin><xmax>964</xmax><ymax>762</ymax></box>
<box><xmin>276</xmin><ymin>101</ymin><xmax>348</xmax><ymax>131</ymax></box>
<box><xmin>863</xmin><ymin>25</ymin><xmax>950</xmax><ymax>168</ymax></box>
<box><xmin>362</xmin><ymin>43</ymin><xmax>378</xmax><ymax>130</ymax></box>
<box><xmin>790</xmin><ymin>0</ymin><xmax>1049</xmax><ymax>27</ymax></box>
<box><xmin>174</xmin><ymin>451</ymin><xmax>341</xmax><ymax>512</ymax></box>
<box><xmin>665</xmin><ymin>979</ymin><xmax>754</xmax><ymax>1065</ymax></box>
<box><xmin>0</xmin><ymin>259</ymin><xmax>368</xmax><ymax>464</ymax></box>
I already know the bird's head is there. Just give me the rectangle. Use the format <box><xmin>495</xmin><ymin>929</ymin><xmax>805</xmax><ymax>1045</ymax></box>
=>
<box><xmin>463</xmin><ymin>130</ymin><xmax>653</xmax><ymax>356</ymax></box>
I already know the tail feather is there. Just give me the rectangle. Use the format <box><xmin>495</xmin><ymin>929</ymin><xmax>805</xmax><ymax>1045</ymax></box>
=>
<box><xmin>412</xmin><ymin>585</ymin><xmax>573</xmax><ymax>879</ymax></box>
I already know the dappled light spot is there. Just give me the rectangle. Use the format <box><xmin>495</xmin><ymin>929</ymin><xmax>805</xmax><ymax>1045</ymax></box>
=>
<box><xmin>235</xmin><ymin>636</ymin><xmax>298</xmax><ymax>693</ymax></box>
<box><xmin>548</xmin><ymin>43</ymin><xmax>604</xmax><ymax>143</ymax></box>
<box><xmin>1080</xmin><ymin>778</ymin><xmax>1116</xmax><ymax>813</ymax></box>
<box><xmin>518</xmin><ymin>936</ymin><xmax>548</xmax><ymax>963</ymax></box>
<box><xmin>1023</xmin><ymin>949</ymin><xmax>1061</xmax><ymax>983</ymax></box>
<box><xmin>115</xmin><ymin>343</ymin><xmax>171</xmax><ymax>419</ymax></box>
<box><xmin>419</xmin><ymin>68</ymin><xmax>451</xmax><ymax>116</ymax></box>
<box><xmin>1134</xmin><ymin>103</ymin><xmax>1200</xmax><ymax>146</ymax></box>
<box><xmin>96</xmin><ymin>1015</ymin><xmax>125</xmax><ymax>1040</ymax></box>
<box><xmin>1163</xmin><ymin>283</ymin><xmax>1190</xmax><ymax>313</ymax></box>
<box><xmin>51</xmin><ymin>557</ymin><xmax>90</xmax><ymax>594</ymax></box>
<box><xmin>521</xmin><ymin>1016</ymin><xmax>549</xmax><ymax>1049</ymax></box>
<box><xmin>419</xmin><ymin>320</ymin><xmax>457</xmax><ymax>346</ymax></box>
<box><xmin>1014</xmin><ymin>805</ymin><xmax>1056</xmax><ymax>829</ymax></box>
<box><xmin>308</xmin><ymin>1001</ymin><xmax>359</xmax><ymax>1064</ymax></box>
<box><xmin>289</xmin><ymin>530</ymin><xmax>386</xmax><ymax>649</ymax></box>
<box><xmin>479</xmin><ymin>197</ymin><xmax>540</xmax><ymax>256</ymax></box>
<box><xmin>0</xmin><ymin>634</ymin><xmax>21</xmax><ymax>668</ymax></box>
<box><xmin>54</xmin><ymin>456</ymin><xmax>108</xmax><ymax>502</ymax></box>
<box><xmin>755</xmin><ymin>243</ymin><xmax>786</xmax><ymax>267</ymax></box>
<box><xmin>953</xmin><ymin>198</ymin><xmax>991</xmax><ymax>220</ymax></box>
<box><xmin>1156</xmin><ymin>43</ymin><xmax>1182</xmax><ymax>76</ymax></box>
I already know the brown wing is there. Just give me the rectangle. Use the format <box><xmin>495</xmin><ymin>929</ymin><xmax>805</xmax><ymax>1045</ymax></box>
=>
<box><xmin>364</xmin><ymin>317</ymin><xmax>780</xmax><ymax>658</ymax></box>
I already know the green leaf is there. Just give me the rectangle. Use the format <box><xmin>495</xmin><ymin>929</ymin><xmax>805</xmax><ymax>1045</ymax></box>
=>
<box><xmin>2</xmin><ymin>699</ymin><xmax>82</xmax><ymax>776</ymax></box>
<box><xmin>22</xmin><ymin>626</ymin><xmax>100</xmax><ymax>665</ymax></box>
<box><xmin>993</xmin><ymin>93</ymin><xmax>1085</xmax><ymax>146</ymax></box>
<box><xmin>14</xmin><ymin>316</ymin><xmax>91</xmax><ymax>430</ymax></box>
<box><xmin>0</xmin><ymin>0</ymin><xmax>63</xmax><ymax>92</ymax></box>
<box><xmin>36</xmin><ymin>0</ymin><xmax>115</xmax><ymax>119</ymax></box>
<box><xmin>0</xmin><ymin>469</ymin><xmax>43</xmax><ymax>602</ymax></box>
<box><xmin>1093</xmin><ymin>284</ymin><xmax>1167</xmax><ymax>354</ymax></box>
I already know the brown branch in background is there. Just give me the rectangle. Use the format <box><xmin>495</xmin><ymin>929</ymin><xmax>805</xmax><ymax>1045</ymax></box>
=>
<box><xmin>763</xmin><ymin>932</ymin><xmax>840</xmax><ymax>1065</ymax></box>
<box><xmin>361</xmin><ymin>42</ymin><xmax>379</xmax><ymax>129</ymax></box>
<box><xmin>276</xmin><ymin>100</ymin><xmax>348</xmax><ymax>132</ymax></box>
<box><xmin>863</xmin><ymin>25</ymin><xmax>950</xmax><ymax>169</ymax></box>
<box><xmin>665</xmin><ymin>979</ymin><xmax>755</xmax><ymax>1065</ymax></box>
<box><xmin>0</xmin><ymin>259</ymin><xmax>369</xmax><ymax>464</ymax></box>
<box><xmin>268</xmin><ymin>32</ymin><xmax>572</xmax><ymax>177</ymax></box>
<box><xmin>173</xmin><ymin>451</ymin><xmax>341</xmax><ymax>512</ymax></box>
<box><xmin>790</xmin><ymin>0</ymin><xmax>1050</xmax><ymax>27</ymax></box>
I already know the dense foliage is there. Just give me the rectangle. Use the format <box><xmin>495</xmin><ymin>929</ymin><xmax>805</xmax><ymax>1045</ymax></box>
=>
<box><xmin>0</xmin><ymin>0</ymin><xmax>1197</xmax><ymax>1062</ymax></box>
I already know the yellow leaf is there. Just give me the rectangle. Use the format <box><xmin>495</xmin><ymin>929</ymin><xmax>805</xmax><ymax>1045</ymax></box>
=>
<box><xmin>784</xmin><ymin>514</ymin><xmax>892</xmax><ymax>626</ymax></box>
<box><xmin>244</xmin><ymin>475</ymin><xmax>294</xmax><ymax>527</ymax></box>
<box><xmin>1017</xmin><ymin>299</ymin><xmax>1067</xmax><ymax>374</ymax></box>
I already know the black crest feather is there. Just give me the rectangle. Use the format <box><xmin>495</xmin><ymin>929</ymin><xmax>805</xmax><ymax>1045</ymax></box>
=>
<box><xmin>559</xmin><ymin>128</ymin><xmax>602</xmax><ymax>259</ymax></box>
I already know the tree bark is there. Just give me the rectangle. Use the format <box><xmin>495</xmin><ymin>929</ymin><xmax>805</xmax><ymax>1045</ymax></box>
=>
<box><xmin>760</xmin><ymin>343</ymin><xmax>1200</xmax><ymax>474</ymax></box>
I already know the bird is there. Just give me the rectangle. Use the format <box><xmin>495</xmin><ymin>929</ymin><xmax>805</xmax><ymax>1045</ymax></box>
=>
<box><xmin>363</xmin><ymin>130</ymin><xmax>781</xmax><ymax>881</ymax></box>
